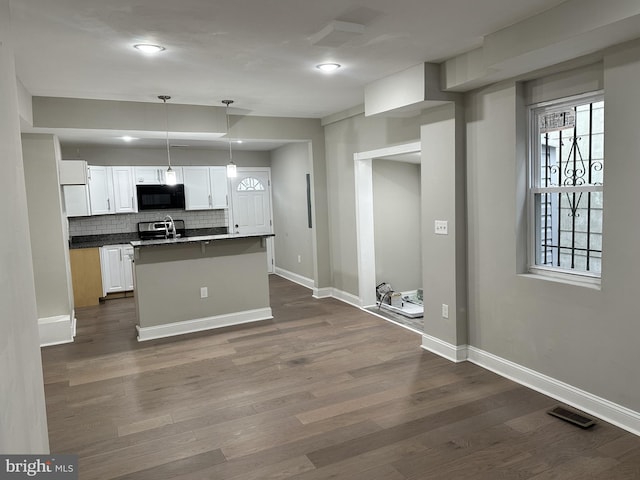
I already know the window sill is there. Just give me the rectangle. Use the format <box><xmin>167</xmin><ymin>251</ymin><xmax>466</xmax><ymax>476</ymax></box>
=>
<box><xmin>519</xmin><ymin>270</ymin><xmax>601</xmax><ymax>291</ymax></box>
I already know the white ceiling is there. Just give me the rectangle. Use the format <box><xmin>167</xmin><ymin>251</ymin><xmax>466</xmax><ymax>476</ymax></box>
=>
<box><xmin>10</xmin><ymin>0</ymin><xmax>569</xmax><ymax>147</ymax></box>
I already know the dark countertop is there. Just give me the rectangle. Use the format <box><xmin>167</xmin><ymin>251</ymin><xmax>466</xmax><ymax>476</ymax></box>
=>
<box><xmin>130</xmin><ymin>232</ymin><xmax>274</xmax><ymax>247</ymax></box>
<box><xmin>69</xmin><ymin>227</ymin><xmax>228</xmax><ymax>249</ymax></box>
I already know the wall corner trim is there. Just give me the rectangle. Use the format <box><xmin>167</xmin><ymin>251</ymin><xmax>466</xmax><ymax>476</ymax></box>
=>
<box><xmin>421</xmin><ymin>333</ymin><xmax>468</xmax><ymax>363</ymax></box>
<box><xmin>39</xmin><ymin>315</ymin><xmax>75</xmax><ymax>347</ymax></box>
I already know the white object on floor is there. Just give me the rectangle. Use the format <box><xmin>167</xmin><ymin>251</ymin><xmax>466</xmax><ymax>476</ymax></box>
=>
<box><xmin>380</xmin><ymin>301</ymin><xmax>423</xmax><ymax>318</ymax></box>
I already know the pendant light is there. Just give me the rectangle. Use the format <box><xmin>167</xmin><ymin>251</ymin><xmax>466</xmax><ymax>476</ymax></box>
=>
<box><xmin>159</xmin><ymin>95</ymin><xmax>177</xmax><ymax>186</ymax></box>
<box><xmin>222</xmin><ymin>99</ymin><xmax>237</xmax><ymax>178</ymax></box>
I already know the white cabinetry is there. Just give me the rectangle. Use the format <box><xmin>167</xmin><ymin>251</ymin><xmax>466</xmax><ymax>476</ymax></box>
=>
<box><xmin>100</xmin><ymin>244</ymin><xmax>134</xmax><ymax>296</ymax></box>
<box><xmin>183</xmin><ymin>166</ymin><xmax>228</xmax><ymax>210</ymax></box>
<box><xmin>63</xmin><ymin>185</ymin><xmax>91</xmax><ymax>217</ymax></box>
<box><xmin>88</xmin><ymin>166</ymin><xmax>137</xmax><ymax>215</ymax></box>
<box><xmin>88</xmin><ymin>166</ymin><xmax>114</xmax><ymax>215</ymax></box>
<box><xmin>112</xmin><ymin>166</ymin><xmax>138</xmax><ymax>213</ymax></box>
<box><xmin>134</xmin><ymin>166</ymin><xmax>183</xmax><ymax>185</ymax></box>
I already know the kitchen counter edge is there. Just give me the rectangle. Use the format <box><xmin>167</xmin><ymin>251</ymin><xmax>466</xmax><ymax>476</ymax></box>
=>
<box><xmin>130</xmin><ymin>232</ymin><xmax>275</xmax><ymax>247</ymax></box>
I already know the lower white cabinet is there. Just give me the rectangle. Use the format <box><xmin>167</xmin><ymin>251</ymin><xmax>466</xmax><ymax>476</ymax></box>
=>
<box><xmin>100</xmin><ymin>244</ymin><xmax>134</xmax><ymax>296</ymax></box>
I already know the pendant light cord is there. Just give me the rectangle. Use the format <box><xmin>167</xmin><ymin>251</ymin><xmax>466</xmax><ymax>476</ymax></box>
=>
<box><xmin>223</xmin><ymin>99</ymin><xmax>234</xmax><ymax>163</ymax></box>
<box><xmin>159</xmin><ymin>95</ymin><xmax>172</xmax><ymax>169</ymax></box>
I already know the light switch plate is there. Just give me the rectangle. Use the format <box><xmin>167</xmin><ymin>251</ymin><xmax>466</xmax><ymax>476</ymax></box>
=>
<box><xmin>200</xmin><ymin>287</ymin><xmax>208</xmax><ymax>298</ymax></box>
<box><xmin>442</xmin><ymin>304</ymin><xmax>449</xmax><ymax>319</ymax></box>
<box><xmin>435</xmin><ymin>220</ymin><xmax>448</xmax><ymax>235</ymax></box>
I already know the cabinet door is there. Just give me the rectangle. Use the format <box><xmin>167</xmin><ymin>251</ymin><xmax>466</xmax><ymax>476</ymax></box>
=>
<box><xmin>183</xmin><ymin>167</ymin><xmax>212</xmax><ymax>210</ymax></box>
<box><xmin>135</xmin><ymin>166</ymin><xmax>164</xmax><ymax>185</ymax></box>
<box><xmin>112</xmin><ymin>166</ymin><xmax>138</xmax><ymax>213</ymax></box>
<box><xmin>88</xmin><ymin>166</ymin><xmax>114</xmax><ymax>215</ymax></box>
<box><xmin>63</xmin><ymin>185</ymin><xmax>91</xmax><ymax>217</ymax></box>
<box><xmin>100</xmin><ymin>245</ymin><xmax>126</xmax><ymax>296</ymax></box>
<box><xmin>134</xmin><ymin>166</ymin><xmax>184</xmax><ymax>185</ymax></box>
<box><xmin>209</xmin><ymin>167</ymin><xmax>229</xmax><ymax>208</ymax></box>
<box><xmin>123</xmin><ymin>246</ymin><xmax>135</xmax><ymax>291</ymax></box>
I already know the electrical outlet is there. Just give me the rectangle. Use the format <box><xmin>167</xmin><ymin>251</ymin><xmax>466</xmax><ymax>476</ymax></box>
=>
<box><xmin>297</xmin><ymin>255</ymin><xmax>302</xmax><ymax>263</ymax></box>
<box><xmin>435</xmin><ymin>220</ymin><xmax>448</xmax><ymax>235</ymax></box>
<box><xmin>442</xmin><ymin>303</ymin><xmax>449</xmax><ymax>319</ymax></box>
<box><xmin>200</xmin><ymin>287</ymin><xmax>208</xmax><ymax>298</ymax></box>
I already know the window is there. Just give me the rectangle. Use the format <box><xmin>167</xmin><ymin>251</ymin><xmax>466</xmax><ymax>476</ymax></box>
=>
<box><xmin>237</xmin><ymin>177</ymin><xmax>265</xmax><ymax>191</ymax></box>
<box><xmin>529</xmin><ymin>93</ymin><xmax>604</xmax><ymax>281</ymax></box>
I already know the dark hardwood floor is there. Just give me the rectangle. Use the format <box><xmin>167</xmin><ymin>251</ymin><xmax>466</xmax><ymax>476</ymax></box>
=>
<box><xmin>41</xmin><ymin>275</ymin><xmax>640</xmax><ymax>479</ymax></box>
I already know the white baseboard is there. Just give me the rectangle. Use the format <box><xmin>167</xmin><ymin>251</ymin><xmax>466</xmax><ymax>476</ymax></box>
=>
<box><xmin>312</xmin><ymin>287</ymin><xmax>333</xmax><ymax>299</ymax></box>
<box><xmin>421</xmin><ymin>333</ymin><xmax>468</xmax><ymax>363</ymax></box>
<box><xmin>328</xmin><ymin>288</ymin><xmax>361</xmax><ymax>308</ymax></box>
<box><xmin>136</xmin><ymin>307</ymin><xmax>273</xmax><ymax>342</ymax></box>
<box><xmin>466</xmin><ymin>346</ymin><xmax>640</xmax><ymax>437</ymax></box>
<box><xmin>39</xmin><ymin>315</ymin><xmax>75</xmax><ymax>347</ymax></box>
<box><xmin>275</xmin><ymin>268</ymin><xmax>314</xmax><ymax>290</ymax></box>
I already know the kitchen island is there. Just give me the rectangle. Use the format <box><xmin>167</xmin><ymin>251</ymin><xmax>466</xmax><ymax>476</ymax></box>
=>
<box><xmin>131</xmin><ymin>233</ymin><xmax>274</xmax><ymax>341</ymax></box>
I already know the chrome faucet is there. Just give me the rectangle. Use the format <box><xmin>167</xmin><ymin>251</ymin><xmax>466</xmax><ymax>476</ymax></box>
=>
<box><xmin>163</xmin><ymin>214</ymin><xmax>176</xmax><ymax>238</ymax></box>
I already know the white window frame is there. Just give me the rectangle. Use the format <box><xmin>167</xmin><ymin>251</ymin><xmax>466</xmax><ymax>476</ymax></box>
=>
<box><xmin>527</xmin><ymin>91</ymin><xmax>604</xmax><ymax>286</ymax></box>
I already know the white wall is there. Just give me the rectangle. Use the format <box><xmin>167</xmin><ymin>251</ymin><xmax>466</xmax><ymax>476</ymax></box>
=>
<box><xmin>271</xmin><ymin>142</ymin><xmax>314</xmax><ymax>281</ymax></box>
<box><xmin>372</xmin><ymin>159</ymin><xmax>422</xmax><ymax>291</ymax></box>
<box><xmin>0</xmin><ymin>0</ymin><xmax>49</xmax><ymax>453</ymax></box>
<box><xmin>466</xmin><ymin>54</ymin><xmax>640</xmax><ymax>412</ymax></box>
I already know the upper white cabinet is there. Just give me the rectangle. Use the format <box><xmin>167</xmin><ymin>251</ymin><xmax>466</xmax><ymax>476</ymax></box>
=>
<box><xmin>134</xmin><ymin>166</ymin><xmax>183</xmax><ymax>185</ymax></box>
<box><xmin>59</xmin><ymin>160</ymin><xmax>88</xmax><ymax>185</ymax></box>
<box><xmin>112</xmin><ymin>166</ymin><xmax>138</xmax><ymax>213</ymax></box>
<box><xmin>88</xmin><ymin>166</ymin><xmax>114</xmax><ymax>215</ymax></box>
<box><xmin>88</xmin><ymin>166</ymin><xmax>137</xmax><ymax>215</ymax></box>
<box><xmin>209</xmin><ymin>167</ymin><xmax>229</xmax><ymax>209</ymax></box>
<box><xmin>183</xmin><ymin>166</ymin><xmax>228</xmax><ymax>210</ymax></box>
<box><xmin>63</xmin><ymin>185</ymin><xmax>91</xmax><ymax>217</ymax></box>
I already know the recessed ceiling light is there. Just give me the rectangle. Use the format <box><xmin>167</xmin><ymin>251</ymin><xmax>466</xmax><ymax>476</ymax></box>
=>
<box><xmin>133</xmin><ymin>44</ymin><xmax>165</xmax><ymax>54</ymax></box>
<box><xmin>121</xmin><ymin>136</ymin><xmax>137</xmax><ymax>142</ymax></box>
<box><xmin>316</xmin><ymin>63</ymin><xmax>341</xmax><ymax>73</ymax></box>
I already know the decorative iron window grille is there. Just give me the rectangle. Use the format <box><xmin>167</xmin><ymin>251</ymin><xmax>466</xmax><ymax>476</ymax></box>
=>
<box><xmin>529</xmin><ymin>94</ymin><xmax>604</xmax><ymax>277</ymax></box>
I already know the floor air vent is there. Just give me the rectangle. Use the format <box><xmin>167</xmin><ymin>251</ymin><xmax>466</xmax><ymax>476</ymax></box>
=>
<box><xmin>547</xmin><ymin>405</ymin><xmax>596</xmax><ymax>429</ymax></box>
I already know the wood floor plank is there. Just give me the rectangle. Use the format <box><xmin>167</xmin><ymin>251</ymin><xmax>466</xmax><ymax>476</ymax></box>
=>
<box><xmin>40</xmin><ymin>275</ymin><xmax>640</xmax><ymax>479</ymax></box>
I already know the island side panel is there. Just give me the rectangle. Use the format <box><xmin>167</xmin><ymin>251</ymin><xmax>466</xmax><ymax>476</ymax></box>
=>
<box><xmin>134</xmin><ymin>237</ymin><xmax>270</xmax><ymax>329</ymax></box>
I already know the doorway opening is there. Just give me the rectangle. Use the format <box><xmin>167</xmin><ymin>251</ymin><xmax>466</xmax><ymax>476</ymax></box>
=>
<box><xmin>354</xmin><ymin>142</ymin><xmax>423</xmax><ymax>333</ymax></box>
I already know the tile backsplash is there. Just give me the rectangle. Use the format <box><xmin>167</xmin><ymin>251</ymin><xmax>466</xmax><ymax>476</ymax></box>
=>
<box><xmin>68</xmin><ymin>209</ymin><xmax>228</xmax><ymax>237</ymax></box>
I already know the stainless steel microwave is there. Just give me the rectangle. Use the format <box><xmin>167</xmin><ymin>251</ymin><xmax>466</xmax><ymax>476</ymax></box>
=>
<box><xmin>136</xmin><ymin>184</ymin><xmax>185</xmax><ymax>210</ymax></box>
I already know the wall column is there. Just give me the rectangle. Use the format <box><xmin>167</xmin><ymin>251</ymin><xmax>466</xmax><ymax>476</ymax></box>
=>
<box><xmin>420</xmin><ymin>102</ymin><xmax>468</xmax><ymax>360</ymax></box>
<box><xmin>0</xmin><ymin>0</ymin><xmax>50</xmax><ymax>453</ymax></box>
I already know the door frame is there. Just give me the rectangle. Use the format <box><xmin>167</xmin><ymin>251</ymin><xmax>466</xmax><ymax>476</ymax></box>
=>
<box><xmin>354</xmin><ymin>142</ymin><xmax>421</xmax><ymax>307</ymax></box>
<box><xmin>228</xmin><ymin>166</ymin><xmax>275</xmax><ymax>273</ymax></box>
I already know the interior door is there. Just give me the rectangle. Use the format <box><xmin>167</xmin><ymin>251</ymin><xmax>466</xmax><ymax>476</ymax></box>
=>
<box><xmin>230</xmin><ymin>170</ymin><xmax>272</xmax><ymax>235</ymax></box>
<box><xmin>230</xmin><ymin>169</ymin><xmax>274</xmax><ymax>272</ymax></box>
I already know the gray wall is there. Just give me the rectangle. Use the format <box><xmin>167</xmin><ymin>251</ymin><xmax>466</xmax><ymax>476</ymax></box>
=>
<box><xmin>271</xmin><ymin>142</ymin><xmax>314</xmax><ymax>280</ymax></box>
<box><xmin>372</xmin><ymin>159</ymin><xmax>422</xmax><ymax>292</ymax></box>
<box><xmin>61</xmin><ymin>145</ymin><xmax>270</xmax><ymax>167</ymax></box>
<box><xmin>135</xmin><ymin>238</ymin><xmax>269</xmax><ymax>328</ymax></box>
<box><xmin>0</xmin><ymin>0</ymin><xmax>49</xmax><ymax>453</ymax></box>
<box><xmin>22</xmin><ymin>133</ymin><xmax>74</xmax><ymax>320</ymax></box>
<box><xmin>421</xmin><ymin>103</ymin><xmax>467</xmax><ymax>346</ymax></box>
<box><xmin>324</xmin><ymin>113</ymin><xmax>427</xmax><ymax>296</ymax></box>
<box><xmin>466</xmin><ymin>55</ymin><xmax>640</xmax><ymax>412</ymax></box>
